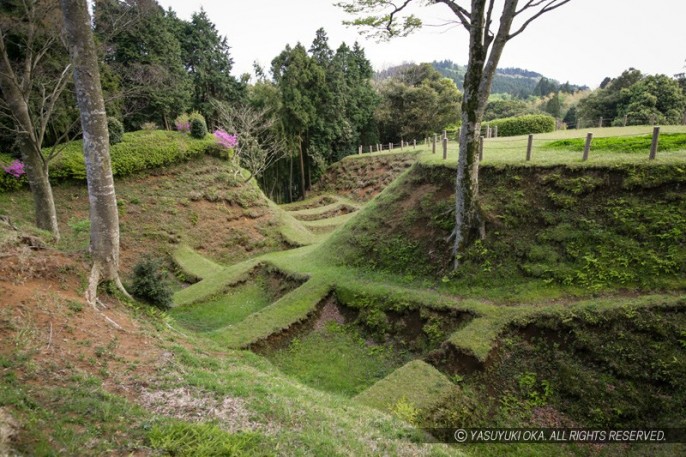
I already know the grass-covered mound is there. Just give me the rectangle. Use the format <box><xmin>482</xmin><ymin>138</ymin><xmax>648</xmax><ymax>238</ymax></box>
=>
<box><xmin>0</xmin><ymin>130</ymin><xmax>220</xmax><ymax>192</ymax></box>
<box><xmin>266</xmin><ymin>321</ymin><xmax>411</xmax><ymax>396</ymax></box>
<box><xmin>48</xmin><ymin>130</ymin><xmax>220</xmax><ymax>180</ymax></box>
<box><xmin>324</xmin><ymin>161</ymin><xmax>686</xmax><ymax>299</ymax></box>
<box><xmin>545</xmin><ymin>133</ymin><xmax>686</xmax><ymax>154</ymax></box>
<box><xmin>355</xmin><ymin>360</ymin><xmax>455</xmax><ymax>415</ymax></box>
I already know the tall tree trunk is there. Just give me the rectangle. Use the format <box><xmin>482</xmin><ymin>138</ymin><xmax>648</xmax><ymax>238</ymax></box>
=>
<box><xmin>298</xmin><ymin>136</ymin><xmax>306</xmax><ymax>200</ymax></box>
<box><xmin>289</xmin><ymin>149</ymin><xmax>293</xmax><ymax>202</ymax></box>
<box><xmin>453</xmin><ymin>1</ymin><xmax>487</xmax><ymax>267</ymax></box>
<box><xmin>60</xmin><ymin>0</ymin><xmax>128</xmax><ymax>304</ymax></box>
<box><xmin>0</xmin><ymin>57</ymin><xmax>60</xmax><ymax>240</ymax></box>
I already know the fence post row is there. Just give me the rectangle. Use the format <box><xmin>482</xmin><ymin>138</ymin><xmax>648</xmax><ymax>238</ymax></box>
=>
<box><xmin>582</xmin><ymin>132</ymin><xmax>593</xmax><ymax>161</ymax></box>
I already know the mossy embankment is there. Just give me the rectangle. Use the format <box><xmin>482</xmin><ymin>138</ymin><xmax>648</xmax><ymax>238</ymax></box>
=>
<box><xmin>324</xmin><ymin>160</ymin><xmax>686</xmax><ymax>300</ymax></box>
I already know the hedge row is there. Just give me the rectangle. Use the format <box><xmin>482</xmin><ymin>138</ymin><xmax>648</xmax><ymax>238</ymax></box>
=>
<box><xmin>484</xmin><ymin>114</ymin><xmax>556</xmax><ymax>137</ymax></box>
<box><xmin>1</xmin><ymin>130</ymin><xmax>221</xmax><ymax>192</ymax></box>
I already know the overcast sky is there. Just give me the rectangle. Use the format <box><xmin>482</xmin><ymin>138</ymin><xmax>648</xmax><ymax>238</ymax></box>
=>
<box><xmin>156</xmin><ymin>0</ymin><xmax>686</xmax><ymax>88</ymax></box>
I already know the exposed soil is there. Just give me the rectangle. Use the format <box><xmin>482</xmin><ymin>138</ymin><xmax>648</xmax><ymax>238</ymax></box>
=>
<box><xmin>313</xmin><ymin>154</ymin><xmax>416</xmax><ymax>202</ymax></box>
<box><xmin>283</xmin><ymin>195</ymin><xmax>337</xmax><ymax>211</ymax></box>
<box><xmin>292</xmin><ymin>204</ymin><xmax>357</xmax><ymax>222</ymax></box>
<box><xmin>249</xmin><ymin>295</ymin><xmax>358</xmax><ymax>353</ymax></box>
<box><xmin>0</xmin><ymin>156</ymin><xmax>290</xmax><ymax>276</ymax></box>
<box><xmin>0</xmin><ymin>241</ymin><xmax>168</xmax><ymax>403</ymax></box>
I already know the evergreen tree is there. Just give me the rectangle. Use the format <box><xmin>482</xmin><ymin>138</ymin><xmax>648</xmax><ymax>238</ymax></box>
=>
<box><xmin>95</xmin><ymin>0</ymin><xmax>191</xmax><ymax>130</ymax></box>
<box><xmin>181</xmin><ymin>9</ymin><xmax>244</xmax><ymax>127</ymax></box>
<box><xmin>272</xmin><ymin>43</ymin><xmax>324</xmax><ymax>198</ymax></box>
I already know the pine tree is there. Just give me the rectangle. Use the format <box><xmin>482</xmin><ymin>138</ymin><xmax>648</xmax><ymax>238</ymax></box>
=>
<box><xmin>181</xmin><ymin>9</ymin><xmax>244</xmax><ymax>126</ymax></box>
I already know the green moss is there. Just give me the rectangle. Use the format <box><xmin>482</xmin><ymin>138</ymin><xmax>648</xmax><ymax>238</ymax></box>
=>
<box><xmin>266</xmin><ymin>322</ymin><xmax>409</xmax><ymax>396</ymax></box>
<box><xmin>354</xmin><ymin>360</ymin><xmax>455</xmax><ymax>413</ymax></box>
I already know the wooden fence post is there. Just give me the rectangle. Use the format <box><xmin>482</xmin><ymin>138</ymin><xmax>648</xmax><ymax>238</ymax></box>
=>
<box><xmin>582</xmin><ymin>133</ymin><xmax>593</xmax><ymax>161</ymax></box>
<box><xmin>479</xmin><ymin>136</ymin><xmax>484</xmax><ymax>161</ymax></box>
<box><xmin>432</xmin><ymin>135</ymin><xmax>437</xmax><ymax>154</ymax></box>
<box><xmin>413</xmin><ymin>139</ymin><xmax>416</xmax><ymax>149</ymax></box>
<box><xmin>526</xmin><ymin>134</ymin><xmax>533</xmax><ymax>161</ymax></box>
<box><xmin>442</xmin><ymin>132</ymin><xmax>448</xmax><ymax>160</ymax></box>
<box><xmin>358</xmin><ymin>145</ymin><xmax>362</xmax><ymax>155</ymax></box>
<box><xmin>400</xmin><ymin>140</ymin><xmax>404</xmax><ymax>150</ymax></box>
<box><xmin>649</xmin><ymin>126</ymin><xmax>660</xmax><ymax>160</ymax></box>
<box><xmin>598</xmin><ymin>117</ymin><xmax>603</xmax><ymax>128</ymax></box>
<box><xmin>493</xmin><ymin>125</ymin><xmax>498</xmax><ymax>138</ymax></box>
<box><xmin>623</xmin><ymin>115</ymin><xmax>628</xmax><ymax>127</ymax></box>
<box><xmin>576</xmin><ymin>119</ymin><xmax>581</xmax><ymax>130</ymax></box>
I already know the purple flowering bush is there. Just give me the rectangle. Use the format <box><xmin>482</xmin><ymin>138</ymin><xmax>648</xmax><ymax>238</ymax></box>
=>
<box><xmin>214</xmin><ymin>129</ymin><xmax>238</xmax><ymax>149</ymax></box>
<box><xmin>174</xmin><ymin>114</ymin><xmax>191</xmax><ymax>133</ymax></box>
<box><xmin>3</xmin><ymin>160</ymin><xmax>25</xmax><ymax>177</ymax></box>
<box><xmin>1</xmin><ymin>159</ymin><xmax>27</xmax><ymax>192</ymax></box>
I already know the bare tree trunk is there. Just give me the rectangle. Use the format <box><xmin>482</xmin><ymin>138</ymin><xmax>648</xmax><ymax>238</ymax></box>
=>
<box><xmin>0</xmin><ymin>48</ymin><xmax>60</xmax><ymax>241</ymax></box>
<box><xmin>289</xmin><ymin>149</ymin><xmax>293</xmax><ymax>202</ymax></box>
<box><xmin>60</xmin><ymin>0</ymin><xmax>128</xmax><ymax>304</ymax></box>
<box><xmin>298</xmin><ymin>136</ymin><xmax>306</xmax><ymax>200</ymax></box>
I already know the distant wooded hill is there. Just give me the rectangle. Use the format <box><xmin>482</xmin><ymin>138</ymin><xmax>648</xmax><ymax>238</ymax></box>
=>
<box><xmin>375</xmin><ymin>60</ymin><xmax>588</xmax><ymax>98</ymax></box>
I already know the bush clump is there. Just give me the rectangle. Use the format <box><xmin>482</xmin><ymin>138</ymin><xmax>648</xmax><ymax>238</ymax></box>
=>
<box><xmin>0</xmin><ymin>157</ymin><xmax>27</xmax><ymax>192</ymax></box>
<box><xmin>130</xmin><ymin>256</ymin><xmax>173</xmax><ymax>310</ymax></box>
<box><xmin>484</xmin><ymin>114</ymin><xmax>556</xmax><ymax>137</ymax></box>
<box><xmin>189</xmin><ymin>112</ymin><xmax>208</xmax><ymax>139</ymax></box>
<box><xmin>108</xmin><ymin>118</ymin><xmax>124</xmax><ymax>145</ymax></box>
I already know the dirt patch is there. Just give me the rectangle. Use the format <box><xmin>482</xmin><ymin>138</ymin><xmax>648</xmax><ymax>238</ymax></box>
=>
<box><xmin>139</xmin><ymin>387</ymin><xmax>275</xmax><ymax>435</ymax></box>
<box><xmin>0</xmin><ymin>243</ymin><xmax>167</xmax><ymax>401</ymax></box>
<box><xmin>283</xmin><ymin>195</ymin><xmax>337</xmax><ymax>211</ymax></box>
<box><xmin>313</xmin><ymin>297</ymin><xmax>349</xmax><ymax>331</ymax></box>
<box><xmin>424</xmin><ymin>343</ymin><xmax>486</xmax><ymax>377</ymax></box>
<box><xmin>1</xmin><ymin>156</ymin><xmax>289</xmax><ymax>277</ymax></box>
<box><xmin>249</xmin><ymin>295</ymin><xmax>358</xmax><ymax>353</ymax></box>
<box><xmin>313</xmin><ymin>154</ymin><xmax>416</xmax><ymax>202</ymax></box>
<box><xmin>293</xmin><ymin>205</ymin><xmax>357</xmax><ymax>222</ymax></box>
<box><xmin>0</xmin><ymin>407</ymin><xmax>18</xmax><ymax>457</ymax></box>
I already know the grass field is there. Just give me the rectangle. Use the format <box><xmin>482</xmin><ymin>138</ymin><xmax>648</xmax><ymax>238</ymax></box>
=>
<box><xmin>420</xmin><ymin>125</ymin><xmax>686</xmax><ymax>167</ymax></box>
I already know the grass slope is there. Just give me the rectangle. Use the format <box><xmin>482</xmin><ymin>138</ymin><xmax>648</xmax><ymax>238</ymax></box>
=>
<box><xmin>355</xmin><ymin>360</ymin><xmax>455</xmax><ymax>413</ymax></box>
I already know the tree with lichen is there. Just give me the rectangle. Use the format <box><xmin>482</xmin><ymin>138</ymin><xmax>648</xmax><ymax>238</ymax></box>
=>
<box><xmin>0</xmin><ymin>0</ymin><xmax>76</xmax><ymax>241</ymax></box>
<box><xmin>338</xmin><ymin>0</ymin><xmax>572</xmax><ymax>267</ymax></box>
<box><xmin>60</xmin><ymin>0</ymin><xmax>129</xmax><ymax>304</ymax></box>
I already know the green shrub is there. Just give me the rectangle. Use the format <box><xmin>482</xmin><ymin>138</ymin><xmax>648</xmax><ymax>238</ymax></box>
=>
<box><xmin>45</xmin><ymin>130</ymin><xmax>216</xmax><ymax>182</ymax></box>
<box><xmin>108</xmin><ymin>118</ymin><xmax>124</xmax><ymax>145</ymax></box>
<box><xmin>130</xmin><ymin>256</ymin><xmax>173</xmax><ymax>310</ymax></box>
<box><xmin>484</xmin><ymin>114</ymin><xmax>556</xmax><ymax>137</ymax></box>
<box><xmin>189</xmin><ymin>112</ymin><xmax>207</xmax><ymax>139</ymax></box>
